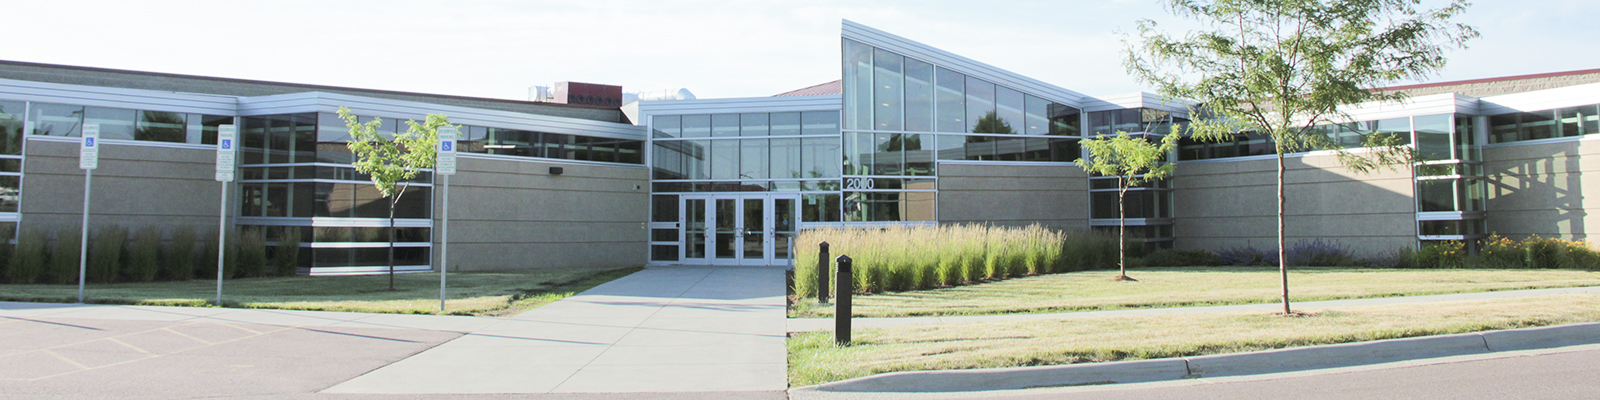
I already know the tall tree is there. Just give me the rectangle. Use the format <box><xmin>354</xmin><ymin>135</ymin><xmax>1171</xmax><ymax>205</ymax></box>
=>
<box><xmin>1076</xmin><ymin>130</ymin><xmax>1182</xmax><ymax>281</ymax></box>
<box><xmin>1125</xmin><ymin>0</ymin><xmax>1476</xmax><ymax>314</ymax></box>
<box><xmin>338</xmin><ymin>107</ymin><xmax>448</xmax><ymax>290</ymax></box>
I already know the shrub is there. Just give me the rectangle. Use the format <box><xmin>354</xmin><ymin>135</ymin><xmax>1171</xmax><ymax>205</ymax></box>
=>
<box><xmin>1414</xmin><ymin>241</ymin><xmax>1467</xmax><ymax>269</ymax></box>
<box><xmin>792</xmin><ymin>224</ymin><xmax>1072</xmax><ymax>297</ymax></box>
<box><xmin>127</xmin><ymin>227</ymin><xmax>161</xmax><ymax>282</ymax></box>
<box><xmin>1060</xmin><ymin>230</ymin><xmax>1117</xmax><ymax>272</ymax></box>
<box><xmin>7</xmin><ymin>230</ymin><xmax>47</xmax><ymax>284</ymax></box>
<box><xmin>1478</xmin><ymin>235</ymin><xmax>1524</xmax><ymax>268</ymax></box>
<box><xmin>89</xmin><ymin>226</ymin><xmax>128</xmax><ymax>283</ymax></box>
<box><xmin>48</xmin><ymin>229</ymin><xmax>81</xmax><ymax>284</ymax></box>
<box><xmin>237</xmin><ymin>229</ymin><xmax>266</xmax><ymax>278</ymax></box>
<box><xmin>1217</xmin><ymin>245</ymin><xmax>1278</xmax><ymax>266</ymax></box>
<box><xmin>274</xmin><ymin>228</ymin><xmax>302</xmax><ymax>277</ymax></box>
<box><xmin>1140</xmin><ymin>249</ymin><xmax>1223</xmax><ymax>267</ymax></box>
<box><xmin>197</xmin><ymin>230</ymin><xmax>219</xmax><ymax>279</ymax></box>
<box><xmin>1522</xmin><ymin>236</ymin><xmax>1563</xmax><ymax>269</ymax></box>
<box><xmin>1285</xmin><ymin>238</ymin><xmax>1362</xmax><ymax>267</ymax></box>
<box><xmin>166</xmin><ymin>227</ymin><xmax>198</xmax><ymax>280</ymax></box>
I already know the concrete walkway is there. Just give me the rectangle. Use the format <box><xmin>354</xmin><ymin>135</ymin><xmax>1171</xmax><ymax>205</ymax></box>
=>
<box><xmin>324</xmin><ymin>266</ymin><xmax>787</xmax><ymax>394</ymax></box>
<box><xmin>787</xmin><ymin>285</ymin><xmax>1600</xmax><ymax>332</ymax></box>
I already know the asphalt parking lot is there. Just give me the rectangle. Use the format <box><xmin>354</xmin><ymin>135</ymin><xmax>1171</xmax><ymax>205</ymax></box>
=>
<box><xmin>0</xmin><ymin>315</ymin><xmax>460</xmax><ymax>399</ymax></box>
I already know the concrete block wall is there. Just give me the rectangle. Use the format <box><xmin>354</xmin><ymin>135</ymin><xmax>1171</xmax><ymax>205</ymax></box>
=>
<box><xmin>20</xmin><ymin>139</ymin><xmax>232</xmax><ymax>236</ymax></box>
<box><xmin>935</xmin><ymin>163</ymin><xmax>1089</xmax><ymax>231</ymax></box>
<box><xmin>1171</xmin><ymin>153</ymin><xmax>1416</xmax><ymax>255</ymax></box>
<box><xmin>434</xmin><ymin>156</ymin><xmax>649</xmax><ymax>271</ymax></box>
<box><xmin>1483</xmin><ymin>138</ymin><xmax>1600</xmax><ymax>240</ymax></box>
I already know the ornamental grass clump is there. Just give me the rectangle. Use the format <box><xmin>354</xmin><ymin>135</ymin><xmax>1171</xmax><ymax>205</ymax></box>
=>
<box><xmin>166</xmin><ymin>227</ymin><xmax>197</xmax><ymax>281</ymax></box>
<box><xmin>48</xmin><ymin>229</ymin><xmax>80</xmax><ymax>284</ymax></box>
<box><xmin>6</xmin><ymin>230</ymin><xmax>47</xmax><ymax>284</ymax></box>
<box><xmin>126</xmin><ymin>227</ymin><xmax>162</xmax><ymax>283</ymax></box>
<box><xmin>88</xmin><ymin>226</ymin><xmax>127</xmax><ymax>283</ymax></box>
<box><xmin>793</xmin><ymin>224</ymin><xmax>1084</xmax><ymax>297</ymax></box>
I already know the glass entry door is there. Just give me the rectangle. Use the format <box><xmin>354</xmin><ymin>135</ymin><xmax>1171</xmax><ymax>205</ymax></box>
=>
<box><xmin>681</xmin><ymin>194</ymin><xmax>797</xmax><ymax>266</ymax></box>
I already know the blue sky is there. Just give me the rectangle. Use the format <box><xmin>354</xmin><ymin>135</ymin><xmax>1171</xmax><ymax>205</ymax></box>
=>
<box><xmin>1</xmin><ymin>1</ymin><xmax>1591</xmax><ymax>101</ymax></box>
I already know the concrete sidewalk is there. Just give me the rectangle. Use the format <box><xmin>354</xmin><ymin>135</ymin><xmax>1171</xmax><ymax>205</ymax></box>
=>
<box><xmin>787</xmin><ymin>285</ymin><xmax>1600</xmax><ymax>332</ymax></box>
<box><xmin>323</xmin><ymin>266</ymin><xmax>787</xmax><ymax>394</ymax></box>
<box><xmin>0</xmin><ymin>300</ymin><xmax>502</xmax><ymax>332</ymax></box>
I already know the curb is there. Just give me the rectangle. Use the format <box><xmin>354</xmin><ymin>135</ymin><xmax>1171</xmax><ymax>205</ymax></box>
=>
<box><xmin>795</xmin><ymin>321</ymin><xmax>1600</xmax><ymax>393</ymax></box>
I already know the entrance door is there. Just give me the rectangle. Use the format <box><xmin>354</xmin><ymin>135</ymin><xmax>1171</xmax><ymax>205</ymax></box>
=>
<box><xmin>680</xmin><ymin>193</ymin><xmax>797</xmax><ymax>266</ymax></box>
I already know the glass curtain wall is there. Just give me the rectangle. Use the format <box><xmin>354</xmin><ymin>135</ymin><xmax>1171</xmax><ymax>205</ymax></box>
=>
<box><xmin>1083</xmin><ymin>113</ymin><xmax>1178</xmax><ymax>250</ymax></box>
<box><xmin>1413</xmin><ymin>114</ymin><xmax>1487</xmax><ymax>249</ymax></box>
<box><xmin>841</xmin><ymin>38</ymin><xmax>1083</xmax><ymax>223</ymax></box>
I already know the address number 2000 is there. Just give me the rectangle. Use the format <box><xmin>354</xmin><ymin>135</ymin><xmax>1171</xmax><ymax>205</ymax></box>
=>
<box><xmin>843</xmin><ymin>177</ymin><xmax>876</xmax><ymax>190</ymax></box>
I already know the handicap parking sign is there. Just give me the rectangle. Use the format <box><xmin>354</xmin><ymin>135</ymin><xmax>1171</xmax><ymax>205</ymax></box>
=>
<box><xmin>441</xmin><ymin>141</ymin><xmax>453</xmax><ymax>152</ymax></box>
<box><xmin>85</xmin><ymin>137</ymin><xmax>95</xmax><ymax>147</ymax></box>
<box><xmin>220</xmin><ymin>139</ymin><xmax>232</xmax><ymax>150</ymax></box>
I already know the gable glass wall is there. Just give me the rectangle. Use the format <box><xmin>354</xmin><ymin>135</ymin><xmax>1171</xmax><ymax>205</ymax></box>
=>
<box><xmin>841</xmin><ymin>38</ymin><xmax>1083</xmax><ymax>223</ymax></box>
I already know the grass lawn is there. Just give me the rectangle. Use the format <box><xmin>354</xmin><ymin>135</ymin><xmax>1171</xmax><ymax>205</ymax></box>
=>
<box><xmin>788</xmin><ymin>293</ymin><xmax>1600</xmax><ymax>387</ymax></box>
<box><xmin>790</xmin><ymin>267</ymin><xmax>1600</xmax><ymax>318</ymax></box>
<box><xmin>0</xmin><ymin>267</ymin><xmax>642</xmax><ymax>316</ymax></box>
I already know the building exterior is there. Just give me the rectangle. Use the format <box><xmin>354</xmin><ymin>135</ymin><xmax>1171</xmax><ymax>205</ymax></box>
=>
<box><xmin>1</xmin><ymin>21</ymin><xmax>1597</xmax><ymax>274</ymax></box>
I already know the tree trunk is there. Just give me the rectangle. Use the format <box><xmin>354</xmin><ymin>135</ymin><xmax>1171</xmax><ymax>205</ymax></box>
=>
<box><xmin>1277</xmin><ymin>152</ymin><xmax>1290</xmax><ymax>315</ymax></box>
<box><xmin>387</xmin><ymin>183</ymin><xmax>411</xmax><ymax>292</ymax></box>
<box><xmin>1118</xmin><ymin>181</ymin><xmax>1128</xmax><ymax>280</ymax></box>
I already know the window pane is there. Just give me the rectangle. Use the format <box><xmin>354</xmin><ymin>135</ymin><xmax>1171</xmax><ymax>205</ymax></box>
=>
<box><xmin>84</xmin><ymin>106</ymin><xmax>136</xmax><ymax>140</ymax></box>
<box><xmin>268</xmin><ymin>114</ymin><xmax>292</xmax><ymax>163</ymax></box>
<box><xmin>0</xmin><ymin>101</ymin><xmax>21</xmax><ymax>154</ymax></box>
<box><xmin>996</xmin><ymin>137</ymin><xmax>1025</xmax><ymax>161</ymax></box>
<box><xmin>995</xmin><ymin>86</ymin><xmax>1025</xmax><ymax>134</ymax></box>
<box><xmin>803</xmin><ymin>193</ymin><xmax>841</xmax><ymax>222</ymax></box>
<box><xmin>1520</xmin><ymin>110</ymin><xmax>1555</xmax><ymax>141</ymax></box>
<box><xmin>681</xmin><ymin>115</ymin><xmax>710</xmax><ymax>138</ymax></box>
<box><xmin>653</xmin><ymin>115</ymin><xmax>681</xmax><ymax>138</ymax></box>
<box><xmin>0</xmin><ymin>176</ymin><xmax>17</xmax><ymax>212</ymax></box>
<box><xmin>935</xmin><ymin>67</ymin><xmax>966</xmax><ymax>133</ymax></box>
<box><xmin>904</xmin><ymin>58</ymin><xmax>934</xmax><ymax>132</ymax></box>
<box><xmin>802</xmin><ymin>111</ymin><xmax>839</xmax><ymax>136</ymax></box>
<box><xmin>293</xmin><ymin>113</ymin><xmax>317</xmax><ymax>163</ymax></box>
<box><xmin>653</xmin><ymin>142</ymin><xmax>689</xmax><ymax>179</ymax></box>
<box><xmin>1414</xmin><ymin>114</ymin><xmax>1453</xmax><ymax>161</ymax></box>
<box><xmin>875</xmin><ymin>133</ymin><xmax>902</xmax><ymax>175</ymax></box>
<box><xmin>711</xmin><ymin>139</ymin><xmax>738</xmax><ymax>180</ymax></box>
<box><xmin>966</xmin><ymin>76</ymin><xmax>998</xmax><ymax>133</ymax></box>
<box><xmin>712</xmin><ymin>114</ymin><xmax>740</xmax><ymax>137</ymax></box>
<box><xmin>135</xmin><ymin>111</ymin><xmax>186</xmax><ymax>142</ymax></box>
<box><xmin>652</xmin><ymin>194</ymin><xmax>679</xmax><ymax>222</ymax></box>
<box><xmin>843</xmin><ymin>38</ymin><xmax>874</xmax><ymax>130</ymax></box>
<box><xmin>936</xmin><ymin>134</ymin><xmax>964</xmax><ymax>160</ymax></box>
<box><xmin>1050</xmin><ymin>138</ymin><xmax>1080</xmax><ymax>162</ymax></box>
<box><xmin>740</xmin><ymin>138</ymin><xmax>768</xmax><ymax>179</ymax></box>
<box><xmin>29</xmin><ymin>103</ymin><xmax>83</xmax><ymax>137</ymax></box>
<box><xmin>1048</xmin><ymin>103</ymin><xmax>1081</xmax><ymax>136</ymax></box>
<box><xmin>741</xmin><ymin>113</ymin><xmax>768</xmax><ymax>137</ymax></box>
<box><xmin>770</xmin><ymin>112</ymin><xmax>801</xmax><ymax>136</ymax></box>
<box><xmin>873</xmin><ymin>48</ymin><xmax>903</xmax><ymax>131</ymax></box>
<box><xmin>844</xmin><ymin>131</ymin><xmax>869</xmax><ymax>175</ymax></box>
<box><xmin>1418</xmin><ymin>179</ymin><xmax>1459</xmax><ymax>212</ymax></box>
<box><xmin>801</xmin><ymin>137</ymin><xmax>839</xmax><ymax>178</ymax></box>
<box><xmin>905</xmin><ymin>134</ymin><xmax>934</xmax><ymax>176</ymax></box>
<box><xmin>965</xmin><ymin>135</ymin><xmax>995</xmax><ymax>160</ymax></box>
<box><xmin>771</xmin><ymin>138</ymin><xmax>801</xmax><ymax>180</ymax></box>
<box><xmin>1024</xmin><ymin>95</ymin><xmax>1049</xmax><ymax>135</ymax></box>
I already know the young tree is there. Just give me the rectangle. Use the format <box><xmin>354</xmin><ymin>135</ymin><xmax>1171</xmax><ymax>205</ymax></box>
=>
<box><xmin>337</xmin><ymin>107</ymin><xmax>448</xmax><ymax>291</ymax></box>
<box><xmin>1076</xmin><ymin>130</ymin><xmax>1181</xmax><ymax>281</ymax></box>
<box><xmin>1126</xmin><ymin>0</ymin><xmax>1476</xmax><ymax>314</ymax></box>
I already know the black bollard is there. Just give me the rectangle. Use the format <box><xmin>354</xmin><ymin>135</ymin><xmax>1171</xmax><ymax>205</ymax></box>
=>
<box><xmin>817</xmin><ymin>242</ymin><xmax>830</xmax><ymax>304</ymax></box>
<box><xmin>835</xmin><ymin>254</ymin><xmax>852</xmax><ymax>345</ymax></box>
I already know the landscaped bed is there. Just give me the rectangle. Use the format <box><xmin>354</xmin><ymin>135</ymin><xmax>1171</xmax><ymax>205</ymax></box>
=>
<box><xmin>0</xmin><ymin>267</ymin><xmax>641</xmax><ymax>316</ymax></box>
<box><xmin>787</xmin><ymin>293</ymin><xmax>1600</xmax><ymax>386</ymax></box>
<box><xmin>790</xmin><ymin>267</ymin><xmax>1600</xmax><ymax>318</ymax></box>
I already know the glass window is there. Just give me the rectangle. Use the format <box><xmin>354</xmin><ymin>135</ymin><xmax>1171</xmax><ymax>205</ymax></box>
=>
<box><xmin>995</xmin><ymin>86</ymin><xmax>1025</xmax><ymax>134</ymax></box>
<box><xmin>875</xmin><ymin>133</ymin><xmax>902</xmax><ymax>175</ymax></box>
<box><xmin>1418</xmin><ymin>179</ymin><xmax>1458</xmax><ymax>212</ymax></box>
<box><xmin>1489</xmin><ymin>114</ymin><xmax>1518</xmax><ymax>143</ymax></box>
<box><xmin>653</xmin><ymin>115</ymin><xmax>681</xmax><ymax>138</ymax></box>
<box><xmin>845</xmin><ymin>131</ymin><xmax>872</xmax><ymax>175</ymax></box>
<box><xmin>995</xmin><ymin>137</ymin><xmax>1025</xmax><ymax>161</ymax></box>
<box><xmin>711</xmin><ymin>139</ymin><xmax>739</xmax><ymax>180</ymax></box>
<box><xmin>1413</xmin><ymin>114</ymin><xmax>1453</xmax><ymax>161</ymax></box>
<box><xmin>0</xmin><ymin>100</ymin><xmax>23</xmax><ymax>155</ymax></box>
<box><xmin>966</xmin><ymin>76</ymin><xmax>998</xmax><ymax>133</ymax></box>
<box><xmin>191</xmin><ymin>114</ymin><xmax>233</xmax><ymax>145</ymax></box>
<box><xmin>936</xmin><ymin>134</ymin><xmax>965</xmax><ymax>160</ymax></box>
<box><xmin>1454</xmin><ymin>114</ymin><xmax>1478</xmax><ymax>162</ymax></box>
<box><xmin>267</xmin><ymin>114</ymin><xmax>293</xmax><ymax>163</ymax></box>
<box><xmin>134</xmin><ymin>111</ymin><xmax>186</xmax><ymax>142</ymax></box>
<box><xmin>83</xmin><ymin>106</ymin><xmax>135</xmax><ymax>140</ymax></box>
<box><xmin>801</xmin><ymin>137</ymin><xmax>839</xmax><ymax>179</ymax></box>
<box><xmin>873</xmin><ymin>48</ymin><xmax>904</xmax><ymax>131</ymax></box>
<box><xmin>545</xmin><ymin>132</ymin><xmax>573</xmax><ymax>159</ymax></box>
<box><xmin>843</xmin><ymin>38</ymin><xmax>874</xmax><ymax>131</ymax></box>
<box><xmin>935</xmin><ymin>67</ymin><xmax>966</xmax><ymax>133</ymax></box>
<box><xmin>241</xmin><ymin>116</ymin><xmax>267</xmax><ymax>164</ymax></box>
<box><xmin>1114</xmin><ymin>109</ymin><xmax>1141</xmax><ymax>133</ymax></box>
<box><xmin>1374</xmin><ymin>117</ymin><xmax>1412</xmax><ymax>145</ymax></box>
<box><xmin>741</xmin><ymin>113</ymin><xmax>768</xmax><ymax>136</ymax></box>
<box><xmin>1088</xmin><ymin>111</ymin><xmax>1114</xmax><ymax>136</ymax></box>
<box><xmin>802</xmin><ymin>111</ymin><xmax>839</xmax><ymax>136</ymax></box>
<box><xmin>770</xmin><ymin>138</ymin><xmax>801</xmax><ymax>180</ymax></box>
<box><xmin>905</xmin><ymin>134</ymin><xmax>934</xmax><ymax>176</ymax></box>
<box><xmin>652</xmin><ymin>195</ymin><xmax>680</xmax><ymax>224</ymax></box>
<box><xmin>712</xmin><ymin>114</ymin><xmax>740</xmax><ymax>137</ymax></box>
<box><xmin>0</xmin><ymin>176</ymin><xmax>18</xmax><ymax>212</ymax></box>
<box><xmin>293</xmin><ymin>113</ymin><xmax>316</xmax><ymax>162</ymax></box>
<box><xmin>964</xmin><ymin>135</ymin><xmax>995</xmax><ymax>160</ymax></box>
<box><xmin>803</xmin><ymin>193</ymin><xmax>841</xmax><ymax>222</ymax></box>
<box><xmin>904</xmin><ymin>58</ymin><xmax>934</xmax><ymax>132</ymax></box>
<box><xmin>1023</xmin><ymin>137</ymin><xmax>1052</xmax><ymax>161</ymax></box>
<box><xmin>681</xmin><ymin>115</ymin><xmax>710</xmax><ymax>138</ymax></box>
<box><xmin>740</xmin><ymin>138</ymin><xmax>768</xmax><ymax>179</ymax></box>
<box><xmin>1024</xmin><ymin>95</ymin><xmax>1050</xmax><ymax>135</ymax></box>
<box><xmin>1050</xmin><ymin>138</ymin><xmax>1080</xmax><ymax>162</ymax></box>
<box><xmin>30</xmin><ymin>103</ymin><xmax>83</xmax><ymax>137</ymax></box>
<box><xmin>1049</xmin><ymin>103</ymin><xmax>1081</xmax><ymax>136</ymax></box>
<box><xmin>770</xmin><ymin>112</ymin><xmax>801</xmax><ymax>136</ymax></box>
<box><xmin>1519</xmin><ymin>110</ymin><xmax>1555</xmax><ymax>141</ymax></box>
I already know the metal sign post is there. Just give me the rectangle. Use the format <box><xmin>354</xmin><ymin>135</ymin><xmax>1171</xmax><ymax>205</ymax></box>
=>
<box><xmin>214</xmin><ymin>125</ymin><xmax>237</xmax><ymax>306</ymax></box>
<box><xmin>436</xmin><ymin>126</ymin><xmax>457</xmax><ymax>312</ymax></box>
<box><xmin>77</xmin><ymin>125</ymin><xmax>99</xmax><ymax>303</ymax></box>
